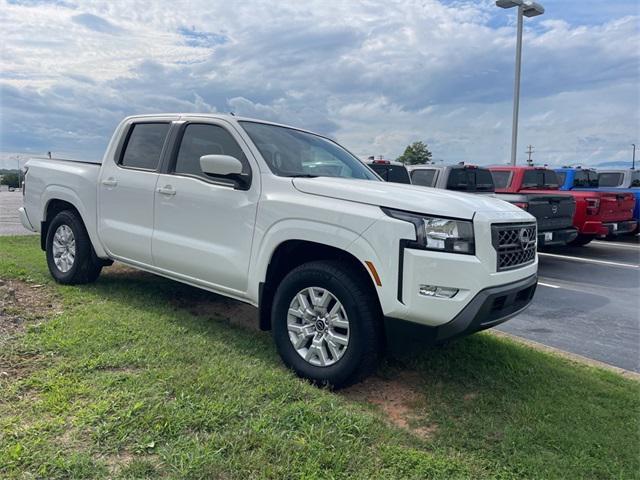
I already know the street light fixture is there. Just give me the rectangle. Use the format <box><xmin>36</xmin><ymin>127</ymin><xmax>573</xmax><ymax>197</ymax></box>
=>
<box><xmin>496</xmin><ymin>0</ymin><xmax>545</xmax><ymax>165</ymax></box>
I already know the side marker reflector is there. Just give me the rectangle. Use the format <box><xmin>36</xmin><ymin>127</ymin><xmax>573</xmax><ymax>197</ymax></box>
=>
<box><xmin>365</xmin><ymin>261</ymin><xmax>382</xmax><ymax>287</ymax></box>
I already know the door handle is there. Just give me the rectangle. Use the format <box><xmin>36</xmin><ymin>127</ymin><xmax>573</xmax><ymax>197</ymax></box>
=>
<box><xmin>157</xmin><ymin>185</ymin><xmax>176</xmax><ymax>196</ymax></box>
<box><xmin>101</xmin><ymin>177</ymin><xmax>118</xmax><ymax>187</ymax></box>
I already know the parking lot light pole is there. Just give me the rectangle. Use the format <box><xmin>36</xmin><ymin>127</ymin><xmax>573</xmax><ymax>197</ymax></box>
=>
<box><xmin>496</xmin><ymin>0</ymin><xmax>545</xmax><ymax>165</ymax></box>
<box><xmin>632</xmin><ymin>144</ymin><xmax>636</xmax><ymax>170</ymax></box>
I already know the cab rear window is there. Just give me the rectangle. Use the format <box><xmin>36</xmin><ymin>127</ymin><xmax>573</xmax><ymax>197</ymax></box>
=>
<box><xmin>491</xmin><ymin>171</ymin><xmax>512</xmax><ymax>189</ymax></box>
<box><xmin>446</xmin><ymin>168</ymin><xmax>494</xmax><ymax>192</ymax></box>
<box><xmin>598</xmin><ymin>172</ymin><xmax>624</xmax><ymax>188</ymax></box>
<box><xmin>573</xmin><ymin>170</ymin><xmax>598</xmax><ymax>188</ymax></box>
<box><xmin>411</xmin><ymin>169</ymin><xmax>436</xmax><ymax>187</ymax></box>
<box><xmin>522</xmin><ymin>170</ymin><xmax>559</xmax><ymax>189</ymax></box>
<box><xmin>368</xmin><ymin>164</ymin><xmax>411</xmax><ymax>184</ymax></box>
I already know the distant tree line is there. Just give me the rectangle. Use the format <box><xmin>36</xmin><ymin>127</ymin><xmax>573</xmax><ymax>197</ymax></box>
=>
<box><xmin>0</xmin><ymin>169</ymin><xmax>20</xmax><ymax>188</ymax></box>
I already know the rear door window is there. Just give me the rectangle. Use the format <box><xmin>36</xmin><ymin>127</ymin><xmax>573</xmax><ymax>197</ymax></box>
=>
<box><xmin>631</xmin><ymin>171</ymin><xmax>640</xmax><ymax>188</ymax></box>
<box><xmin>411</xmin><ymin>169</ymin><xmax>436</xmax><ymax>187</ymax></box>
<box><xmin>120</xmin><ymin>123</ymin><xmax>170</xmax><ymax>170</ymax></box>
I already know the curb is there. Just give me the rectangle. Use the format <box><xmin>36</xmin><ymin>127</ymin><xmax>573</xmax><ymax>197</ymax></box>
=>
<box><xmin>490</xmin><ymin>330</ymin><xmax>640</xmax><ymax>382</ymax></box>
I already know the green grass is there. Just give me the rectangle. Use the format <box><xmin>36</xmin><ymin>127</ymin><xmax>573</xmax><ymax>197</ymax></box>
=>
<box><xmin>1</xmin><ymin>235</ymin><xmax>639</xmax><ymax>479</ymax></box>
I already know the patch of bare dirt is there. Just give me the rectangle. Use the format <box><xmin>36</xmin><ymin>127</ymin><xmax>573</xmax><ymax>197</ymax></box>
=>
<box><xmin>343</xmin><ymin>372</ymin><xmax>437</xmax><ymax>439</ymax></box>
<box><xmin>106</xmin><ymin>263</ymin><xmax>260</xmax><ymax>331</ymax></box>
<box><xmin>95</xmin><ymin>450</ymin><xmax>160</xmax><ymax>477</ymax></box>
<box><xmin>0</xmin><ymin>278</ymin><xmax>61</xmax><ymax>341</ymax></box>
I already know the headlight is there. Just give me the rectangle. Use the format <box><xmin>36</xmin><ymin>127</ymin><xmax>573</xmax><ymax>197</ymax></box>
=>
<box><xmin>382</xmin><ymin>208</ymin><xmax>475</xmax><ymax>255</ymax></box>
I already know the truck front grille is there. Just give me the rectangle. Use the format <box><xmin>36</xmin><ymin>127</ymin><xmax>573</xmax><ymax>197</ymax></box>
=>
<box><xmin>491</xmin><ymin>223</ymin><xmax>537</xmax><ymax>271</ymax></box>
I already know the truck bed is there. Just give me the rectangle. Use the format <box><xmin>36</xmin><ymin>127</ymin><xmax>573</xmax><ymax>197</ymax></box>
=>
<box><xmin>23</xmin><ymin>157</ymin><xmax>101</xmax><ymax>245</ymax></box>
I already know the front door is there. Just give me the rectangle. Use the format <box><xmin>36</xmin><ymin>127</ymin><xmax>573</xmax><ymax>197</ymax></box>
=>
<box><xmin>152</xmin><ymin>120</ymin><xmax>259</xmax><ymax>294</ymax></box>
<box><xmin>98</xmin><ymin>121</ymin><xmax>171</xmax><ymax>265</ymax></box>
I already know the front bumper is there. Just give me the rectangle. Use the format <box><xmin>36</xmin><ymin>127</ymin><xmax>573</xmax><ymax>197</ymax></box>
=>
<box><xmin>603</xmin><ymin>220</ymin><xmax>637</xmax><ymax>236</ymax></box>
<box><xmin>537</xmin><ymin>227</ymin><xmax>578</xmax><ymax>247</ymax></box>
<box><xmin>384</xmin><ymin>274</ymin><xmax>537</xmax><ymax>350</ymax></box>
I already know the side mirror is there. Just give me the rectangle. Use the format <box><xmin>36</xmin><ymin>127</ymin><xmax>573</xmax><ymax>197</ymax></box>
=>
<box><xmin>200</xmin><ymin>155</ymin><xmax>243</xmax><ymax>176</ymax></box>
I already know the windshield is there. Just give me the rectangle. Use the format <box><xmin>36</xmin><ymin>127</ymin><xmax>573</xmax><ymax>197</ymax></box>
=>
<box><xmin>240</xmin><ymin>121</ymin><xmax>378</xmax><ymax>180</ymax></box>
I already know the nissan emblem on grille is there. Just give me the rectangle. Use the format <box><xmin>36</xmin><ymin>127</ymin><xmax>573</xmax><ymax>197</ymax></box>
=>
<box><xmin>492</xmin><ymin>223</ymin><xmax>537</xmax><ymax>271</ymax></box>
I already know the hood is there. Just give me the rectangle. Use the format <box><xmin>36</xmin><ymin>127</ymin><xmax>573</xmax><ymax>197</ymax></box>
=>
<box><xmin>292</xmin><ymin>177</ymin><xmax>529</xmax><ymax>220</ymax></box>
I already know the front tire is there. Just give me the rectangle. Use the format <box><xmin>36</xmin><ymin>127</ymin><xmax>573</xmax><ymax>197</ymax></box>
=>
<box><xmin>568</xmin><ymin>234</ymin><xmax>594</xmax><ymax>246</ymax></box>
<box><xmin>271</xmin><ymin>260</ymin><xmax>383</xmax><ymax>388</ymax></box>
<box><xmin>46</xmin><ymin>210</ymin><xmax>102</xmax><ymax>284</ymax></box>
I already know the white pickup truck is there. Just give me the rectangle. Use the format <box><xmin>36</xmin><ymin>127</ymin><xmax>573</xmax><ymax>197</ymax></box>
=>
<box><xmin>20</xmin><ymin>114</ymin><xmax>538</xmax><ymax>387</ymax></box>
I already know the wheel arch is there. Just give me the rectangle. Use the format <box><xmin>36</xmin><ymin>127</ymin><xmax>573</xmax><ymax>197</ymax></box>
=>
<box><xmin>39</xmin><ymin>186</ymin><xmax>106</xmax><ymax>257</ymax></box>
<box><xmin>258</xmin><ymin>239</ymin><xmax>382</xmax><ymax>331</ymax></box>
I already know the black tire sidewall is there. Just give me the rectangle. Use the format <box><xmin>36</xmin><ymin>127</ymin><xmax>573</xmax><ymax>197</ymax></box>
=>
<box><xmin>272</xmin><ymin>262</ymin><xmax>377</xmax><ymax>387</ymax></box>
<box><xmin>568</xmin><ymin>234</ymin><xmax>594</xmax><ymax>247</ymax></box>
<box><xmin>46</xmin><ymin>211</ymin><xmax>92</xmax><ymax>283</ymax></box>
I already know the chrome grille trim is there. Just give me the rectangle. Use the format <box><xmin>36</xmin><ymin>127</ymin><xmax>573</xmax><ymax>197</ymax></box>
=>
<box><xmin>491</xmin><ymin>223</ymin><xmax>537</xmax><ymax>271</ymax></box>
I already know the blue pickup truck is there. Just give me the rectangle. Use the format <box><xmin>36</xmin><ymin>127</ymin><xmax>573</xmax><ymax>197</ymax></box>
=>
<box><xmin>555</xmin><ymin>167</ymin><xmax>639</xmax><ymax>235</ymax></box>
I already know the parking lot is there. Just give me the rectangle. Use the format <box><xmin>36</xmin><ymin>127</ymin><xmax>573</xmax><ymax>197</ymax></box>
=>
<box><xmin>1</xmin><ymin>189</ymin><xmax>638</xmax><ymax>372</ymax></box>
<box><xmin>498</xmin><ymin>239</ymin><xmax>640</xmax><ymax>372</ymax></box>
<box><xmin>0</xmin><ymin>191</ymin><xmax>36</xmax><ymax>236</ymax></box>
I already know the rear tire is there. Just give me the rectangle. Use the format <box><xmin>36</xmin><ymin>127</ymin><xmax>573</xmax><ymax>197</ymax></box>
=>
<box><xmin>271</xmin><ymin>260</ymin><xmax>383</xmax><ymax>388</ymax></box>
<box><xmin>568</xmin><ymin>234</ymin><xmax>594</xmax><ymax>247</ymax></box>
<box><xmin>46</xmin><ymin>210</ymin><xmax>103</xmax><ymax>284</ymax></box>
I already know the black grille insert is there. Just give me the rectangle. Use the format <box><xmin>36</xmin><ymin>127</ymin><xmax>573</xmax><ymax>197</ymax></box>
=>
<box><xmin>492</xmin><ymin>223</ymin><xmax>537</xmax><ymax>271</ymax></box>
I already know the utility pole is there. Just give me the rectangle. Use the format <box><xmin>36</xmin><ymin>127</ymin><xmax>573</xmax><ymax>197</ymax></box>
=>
<box><xmin>526</xmin><ymin>145</ymin><xmax>534</xmax><ymax>165</ymax></box>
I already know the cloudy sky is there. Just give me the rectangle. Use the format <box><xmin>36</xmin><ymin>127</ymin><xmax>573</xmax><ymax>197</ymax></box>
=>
<box><xmin>1</xmin><ymin>0</ymin><xmax>638</xmax><ymax>169</ymax></box>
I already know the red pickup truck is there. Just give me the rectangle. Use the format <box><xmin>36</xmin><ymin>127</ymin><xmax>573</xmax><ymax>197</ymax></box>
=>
<box><xmin>490</xmin><ymin>166</ymin><xmax>637</xmax><ymax>246</ymax></box>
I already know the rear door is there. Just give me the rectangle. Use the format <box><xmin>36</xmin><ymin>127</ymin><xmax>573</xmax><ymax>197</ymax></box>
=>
<box><xmin>98</xmin><ymin>121</ymin><xmax>171</xmax><ymax>265</ymax></box>
<box><xmin>152</xmin><ymin>119</ymin><xmax>259</xmax><ymax>294</ymax></box>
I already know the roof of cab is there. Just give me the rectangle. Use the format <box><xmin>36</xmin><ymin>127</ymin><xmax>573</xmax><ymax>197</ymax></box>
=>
<box><xmin>121</xmin><ymin>113</ymin><xmax>319</xmax><ymax>136</ymax></box>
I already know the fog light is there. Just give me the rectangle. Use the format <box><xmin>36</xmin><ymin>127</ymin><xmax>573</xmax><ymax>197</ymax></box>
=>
<box><xmin>419</xmin><ymin>285</ymin><xmax>459</xmax><ymax>298</ymax></box>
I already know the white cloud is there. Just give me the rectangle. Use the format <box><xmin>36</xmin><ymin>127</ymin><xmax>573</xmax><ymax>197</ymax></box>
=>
<box><xmin>0</xmin><ymin>0</ymin><xmax>638</xmax><ymax>168</ymax></box>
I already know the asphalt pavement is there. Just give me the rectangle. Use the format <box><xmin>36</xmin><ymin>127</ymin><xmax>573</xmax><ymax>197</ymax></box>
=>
<box><xmin>0</xmin><ymin>191</ymin><xmax>36</xmax><ymax>236</ymax></box>
<box><xmin>1</xmin><ymin>190</ymin><xmax>639</xmax><ymax>372</ymax></box>
<box><xmin>498</xmin><ymin>239</ymin><xmax>640</xmax><ymax>372</ymax></box>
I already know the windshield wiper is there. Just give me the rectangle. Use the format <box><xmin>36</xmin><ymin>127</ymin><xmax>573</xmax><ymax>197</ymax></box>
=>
<box><xmin>284</xmin><ymin>174</ymin><xmax>319</xmax><ymax>178</ymax></box>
